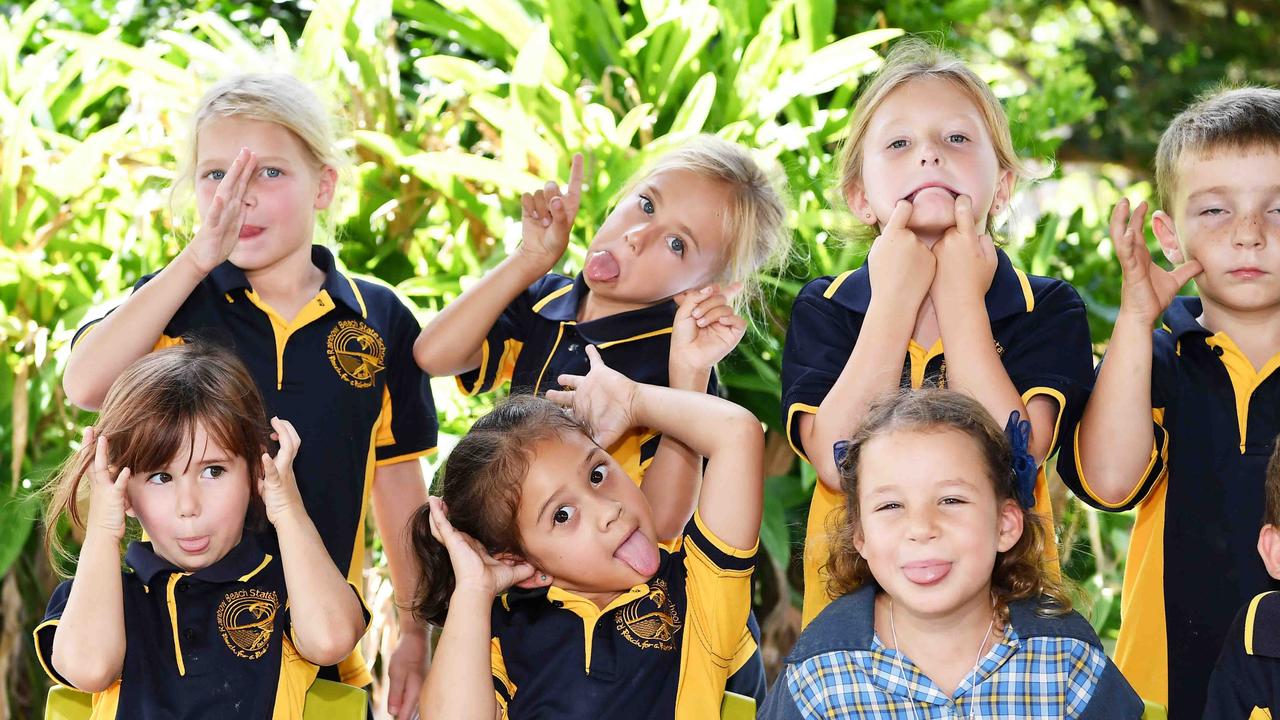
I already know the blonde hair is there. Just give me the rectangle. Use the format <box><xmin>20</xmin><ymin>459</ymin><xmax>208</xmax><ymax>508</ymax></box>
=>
<box><xmin>626</xmin><ymin>135</ymin><xmax>790</xmax><ymax>307</ymax></box>
<box><xmin>1155</xmin><ymin>86</ymin><xmax>1280</xmax><ymax>214</ymax></box>
<box><xmin>825</xmin><ymin>389</ymin><xmax>1072</xmax><ymax>621</ymax></box>
<box><xmin>837</xmin><ymin>38</ymin><xmax>1030</xmax><ymax>237</ymax></box>
<box><xmin>171</xmin><ymin>73</ymin><xmax>347</xmax><ymax>221</ymax></box>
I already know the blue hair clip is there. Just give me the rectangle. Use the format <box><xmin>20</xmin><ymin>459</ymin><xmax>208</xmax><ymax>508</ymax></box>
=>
<box><xmin>833</xmin><ymin>440</ymin><xmax>851</xmax><ymax>468</ymax></box>
<box><xmin>1004</xmin><ymin>411</ymin><xmax>1037</xmax><ymax>509</ymax></box>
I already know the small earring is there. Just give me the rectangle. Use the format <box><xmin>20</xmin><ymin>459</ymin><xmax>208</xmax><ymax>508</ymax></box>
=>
<box><xmin>540</xmin><ymin>574</ymin><xmax>548</xmax><ymax>582</ymax></box>
<box><xmin>863</xmin><ymin>213</ymin><xmax>873</xmax><ymax>221</ymax></box>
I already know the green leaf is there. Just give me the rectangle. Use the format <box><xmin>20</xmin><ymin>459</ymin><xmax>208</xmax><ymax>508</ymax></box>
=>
<box><xmin>668</xmin><ymin>72</ymin><xmax>716</xmax><ymax>137</ymax></box>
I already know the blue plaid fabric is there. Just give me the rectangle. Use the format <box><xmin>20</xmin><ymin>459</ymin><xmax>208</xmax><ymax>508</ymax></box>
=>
<box><xmin>783</xmin><ymin>624</ymin><xmax>1108</xmax><ymax>719</ymax></box>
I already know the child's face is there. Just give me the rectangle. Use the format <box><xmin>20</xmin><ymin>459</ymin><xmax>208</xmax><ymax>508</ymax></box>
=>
<box><xmin>194</xmin><ymin>116</ymin><xmax>335</xmax><ymax>274</ymax></box>
<box><xmin>584</xmin><ymin>169</ymin><xmax>732</xmax><ymax>305</ymax></box>
<box><xmin>853</xmin><ymin>427</ymin><xmax>1022</xmax><ymax>622</ymax></box>
<box><xmin>126</xmin><ymin>421</ymin><xmax>252</xmax><ymax>572</ymax></box>
<box><xmin>849</xmin><ymin>76</ymin><xmax>1011</xmax><ymax>238</ymax></box>
<box><xmin>1155</xmin><ymin>147</ymin><xmax>1280</xmax><ymax>314</ymax></box>
<box><xmin>515</xmin><ymin>430</ymin><xmax>660</xmax><ymax>604</ymax></box>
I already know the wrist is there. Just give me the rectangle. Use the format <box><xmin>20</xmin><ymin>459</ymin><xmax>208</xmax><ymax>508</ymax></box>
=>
<box><xmin>451</xmin><ymin>582</ymin><xmax>498</xmax><ymax>605</ymax></box>
<box><xmin>668</xmin><ymin>362</ymin><xmax>711</xmax><ymax>390</ymax></box>
<box><xmin>174</xmin><ymin>245</ymin><xmax>215</xmax><ymax>280</ymax></box>
<box><xmin>511</xmin><ymin>246</ymin><xmax>558</xmax><ymax>277</ymax></box>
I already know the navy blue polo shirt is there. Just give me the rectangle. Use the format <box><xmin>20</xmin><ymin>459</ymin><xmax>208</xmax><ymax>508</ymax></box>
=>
<box><xmin>781</xmin><ymin>248</ymin><xmax>1093</xmax><ymax>626</ymax></box>
<box><xmin>488</xmin><ymin>513</ymin><xmax>755</xmax><ymax>719</ymax></box>
<box><xmin>34</xmin><ymin>536</ymin><xmax>368</xmax><ymax>719</ymax></box>
<box><xmin>457</xmin><ymin>272</ymin><xmax>715</xmax><ymax>483</ymax></box>
<box><xmin>73</xmin><ymin>245</ymin><xmax>436</xmax><ymax>686</ymax></box>
<box><xmin>1058</xmin><ymin>296</ymin><xmax>1280</xmax><ymax>717</ymax></box>
<box><xmin>1205</xmin><ymin>591</ymin><xmax>1280</xmax><ymax>718</ymax></box>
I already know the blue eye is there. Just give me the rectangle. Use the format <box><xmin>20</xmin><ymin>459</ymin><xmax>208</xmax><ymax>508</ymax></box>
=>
<box><xmin>1200</xmin><ymin>208</ymin><xmax>1225</xmax><ymax>216</ymax></box>
<box><xmin>888</xmin><ymin>139</ymin><xmax>908</xmax><ymax>150</ymax></box>
<box><xmin>261</xmin><ymin>167</ymin><xmax>282</xmax><ymax>178</ymax></box>
<box><xmin>667</xmin><ymin>237</ymin><xmax>685</xmax><ymax>256</ymax></box>
<box><xmin>204</xmin><ymin>170</ymin><xmax>226</xmax><ymax>181</ymax></box>
<box><xmin>947</xmin><ymin>133</ymin><xmax>969</xmax><ymax>144</ymax></box>
<box><xmin>639</xmin><ymin>195</ymin><xmax>655</xmax><ymax>214</ymax></box>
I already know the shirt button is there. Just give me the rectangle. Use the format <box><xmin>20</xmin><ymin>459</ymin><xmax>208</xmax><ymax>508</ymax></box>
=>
<box><xmin>183</xmin><ymin>628</ymin><xmax>198</xmax><ymax>642</ymax></box>
<box><xmin>1213</xmin><ymin>345</ymin><xmax>1225</xmax><ymax>356</ymax></box>
<box><xmin>176</xmin><ymin>583</ymin><xmax>188</xmax><ymax>593</ymax></box>
<box><xmin>567</xmin><ymin>343</ymin><xmax>579</xmax><ymax>353</ymax></box>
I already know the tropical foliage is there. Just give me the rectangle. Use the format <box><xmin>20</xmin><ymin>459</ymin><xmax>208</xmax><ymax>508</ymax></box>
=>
<box><xmin>3</xmin><ymin>0</ymin><xmax>1274</xmax><ymax>715</ymax></box>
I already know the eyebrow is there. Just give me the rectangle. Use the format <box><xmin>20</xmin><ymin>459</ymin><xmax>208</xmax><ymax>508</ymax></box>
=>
<box><xmin>647</xmin><ymin>185</ymin><xmax>701</xmax><ymax>252</ymax></box>
<box><xmin>1186</xmin><ymin>185</ymin><xmax>1280</xmax><ymax>202</ymax></box>
<box><xmin>536</xmin><ymin>449</ymin><xmax>601</xmax><ymax>523</ymax></box>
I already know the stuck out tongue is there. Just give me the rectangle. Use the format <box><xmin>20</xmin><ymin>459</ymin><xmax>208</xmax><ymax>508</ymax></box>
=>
<box><xmin>614</xmin><ymin>530</ymin><xmax>659</xmax><ymax>576</ymax></box>
<box><xmin>585</xmin><ymin>251</ymin><xmax>620</xmax><ymax>282</ymax></box>
<box><xmin>902</xmin><ymin>562</ymin><xmax>952</xmax><ymax>585</ymax></box>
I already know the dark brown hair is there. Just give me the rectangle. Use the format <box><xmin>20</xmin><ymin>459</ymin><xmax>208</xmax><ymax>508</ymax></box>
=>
<box><xmin>825</xmin><ymin>389</ymin><xmax>1071</xmax><ymax>620</ymax></box>
<box><xmin>45</xmin><ymin>343</ymin><xmax>271</xmax><ymax>569</ymax></box>
<box><xmin>1264</xmin><ymin>436</ymin><xmax>1280</xmax><ymax>527</ymax></box>
<box><xmin>410</xmin><ymin>395</ymin><xmax>591</xmax><ymax>627</ymax></box>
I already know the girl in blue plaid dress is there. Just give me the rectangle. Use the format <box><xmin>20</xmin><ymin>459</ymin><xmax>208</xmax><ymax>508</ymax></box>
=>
<box><xmin>760</xmin><ymin>390</ymin><xmax>1142</xmax><ymax>719</ymax></box>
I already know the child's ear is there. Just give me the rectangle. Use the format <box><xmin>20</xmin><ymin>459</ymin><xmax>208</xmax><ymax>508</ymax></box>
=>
<box><xmin>493</xmin><ymin>552</ymin><xmax>553</xmax><ymax>590</ymax></box>
<box><xmin>996</xmin><ymin>499</ymin><xmax>1024</xmax><ymax>553</ymax></box>
<box><xmin>993</xmin><ymin>168</ymin><xmax>1014</xmax><ymax>218</ymax></box>
<box><xmin>1258</xmin><ymin>525</ymin><xmax>1280</xmax><ymax>580</ymax></box>
<box><xmin>845</xmin><ymin>182</ymin><xmax>878</xmax><ymax>227</ymax></box>
<box><xmin>1151</xmin><ymin>210</ymin><xmax>1185</xmax><ymax>265</ymax></box>
<box><xmin>313</xmin><ymin>165</ymin><xmax>338</xmax><ymax>210</ymax></box>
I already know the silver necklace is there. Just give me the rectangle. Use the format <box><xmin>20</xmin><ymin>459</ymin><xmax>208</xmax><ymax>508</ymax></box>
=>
<box><xmin>888</xmin><ymin>597</ymin><xmax>995</xmax><ymax>720</ymax></box>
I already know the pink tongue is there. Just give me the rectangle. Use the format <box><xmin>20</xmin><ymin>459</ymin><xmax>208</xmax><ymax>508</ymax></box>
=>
<box><xmin>902</xmin><ymin>562</ymin><xmax>951</xmax><ymax>585</ymax></box>
<box><xmin>614</xmin><ymin>530</ymin><xmax>659</xmax><ymax>576</ymax></box>
<box><xmin>585</xmin><ymin>251</ymin><xmax>620</xmax><ymax>282</ymax></box>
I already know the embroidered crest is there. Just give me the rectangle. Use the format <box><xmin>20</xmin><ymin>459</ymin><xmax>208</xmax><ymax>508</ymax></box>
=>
<box><xmin>326</xmin><ymin>320</ymin><xmax>386</xmax><ymax>389</ymax></box>
<box><xmin>616</xmin><ymin>578</ymin><xmax>681</xmax><ymax>652</ymax></box>
<box><xmin>217</xmin><ymin>588</ymin><xmax>278</xmax><ymax>660</ymax></box>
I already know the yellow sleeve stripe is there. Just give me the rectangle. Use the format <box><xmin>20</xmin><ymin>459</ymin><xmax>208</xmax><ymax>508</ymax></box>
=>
<box><xmin>531</xmin><ymin>283</ymin><xmax>573</xmax><ymax>313</ymax></box>
<box><xmin>1020</xmin><ymin>386</ymin><xmax>1067</xmax><ymax>455</ymax></box>
<box><xmin>345</xmin><ymin>276</ymin><xmax>369</xmax><ymax>319</ymax></box>
<box><xmin>1245</xmin><ymin>592</ymin><xmax>1277</xmax><ymax>656</ymax></box>
<box><xmin>693</xmin><ymin>511</ymin><xmax>759</xmax><ymax>558</ymax></box>
<box><xmin>1013</xmin><ymin>268</ymin><xmax>1035</xmax><ymax>312</ymax></box>
<box><xmin>786</xmin><ymin>403</ymin><xmax>820</xmax><ymax>463</ymax></box>
<box><xmin>822</xmin><ymin>270</ymin><xmax>856</xmax><ymax>300</ymax></box>
<box><xmin>1074</xmin><ymin>408</ymin><xmax>1167</xmax><ymax>510</ymax></box>
<box><xmin>456</xmin><ymin>339</ymin><xmax>492</xmax><ymax>397</ymax></box>
<box><xmin>375</xmin><ymin>448</ymin><xmax>437</xmax><ymax>467</ymax></box>
<box><xmin>237</xmin><ymin>553</ymin><xmax>273</xmax><ymax>582</ymax></box>
<box><xmin>32</xmin><ymin>619</ymin><xmax>67</xmax><ymax>686</ymax></box>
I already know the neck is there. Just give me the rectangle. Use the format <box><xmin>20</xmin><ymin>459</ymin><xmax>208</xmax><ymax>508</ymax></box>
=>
<box><xmin>876</xmin><ymin>590</ymin><xmax>999</xmax><ymax>695</ymax></box>
<box><xmin>245</xmin><ymin>244</ymin><xmax>325</xmax><ymax>304</ymax></box>
<box><xmin>1198</xmin><ymin>298</ymin><xmax>1280</xmax><ymax>369</ymax></box>
<box><xmin>577</xmin><ymin>288</ymin><xmax>658</xmax><ymax>323</ymax></box>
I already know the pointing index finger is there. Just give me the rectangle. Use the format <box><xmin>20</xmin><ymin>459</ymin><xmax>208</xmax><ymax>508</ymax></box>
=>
<box><xmin>885</xmin><ymin>200</ymin><xmax>913</xmax><ymax>232</ymax></box>
<box><xmin>953</xmin><ymin>195</ymin><xmax>975</xmax><ymax>237</ymax></box>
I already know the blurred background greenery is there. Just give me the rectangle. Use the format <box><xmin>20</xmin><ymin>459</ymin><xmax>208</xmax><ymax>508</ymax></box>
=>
<box><xmin>1</xmin><ymin>0</ymin><xmax>1276</xmax><ymax>716</ymax></box>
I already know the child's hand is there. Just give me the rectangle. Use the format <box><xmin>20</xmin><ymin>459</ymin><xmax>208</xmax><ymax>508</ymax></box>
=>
<box><xmin>85</xmin><ymin>428</ymin><xmax>131</xmax><ymax>540</ymax></box>
<box><xmin>427</xmin><ymin>497</ymin><xmax>534</xmax><ymax>597</ymax></box>
<box><xmin>547</xmin><ymin>345</ymin><xmax>638</xmax><ymax>450</ymax></box>
<box><xmin>517</xmin><ymin>154</ymin><xmax>584</xmax><ymax>271</ymax></box>
<box><xmin>868</xmin><ymin>200</ymin><xmax>935</xmax><ymax>308</ymax></box>
<box><xmin>1111</xmin><ymin>199</ymin><xmax>1202</xmax><ymax>324</ymax></box>
<box><xmin>670</xmin><ymin>284</ymin><xmax>747</xmax><ymax>374</ymax></box>
<box><xmin>930</xmin><ymin>195</ymin><xmax>997</xmax><ymax>302</ymax></box>
<box><xmin>258</xmin><ymin>417</ymin><xmax>306</xmax><ymax>527</ymax></box>
<box><xmin>184</xmin><ymin>148</ymin><xmax>258</xmax><ymax>276</ymax></box>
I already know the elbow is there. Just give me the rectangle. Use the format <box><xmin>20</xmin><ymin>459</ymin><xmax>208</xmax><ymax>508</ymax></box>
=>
<box><xmin>297</xmin><ymin>618</ymin><xmax>365</xmax><ymax>667</ymax></box>
<box><xmin>54</xmin><ymin>657</ymin><xmax>119</xmax><ymax>694</ymax></box>
<box><xmin>62</xmin><ymin>366</ymin><xmax>104</xmax><ymax>411</ymax></box>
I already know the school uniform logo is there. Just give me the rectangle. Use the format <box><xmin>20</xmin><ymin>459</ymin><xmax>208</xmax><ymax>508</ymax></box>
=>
<box><xmin>617</xmin><ymin>578</ymin><xmax>681</xmax><ymax>652</ymax></box>
<box><xmin>217</xmin><ymin>588</ymin><xmax>279</xmax><ymax>660</ymax></box>
<box><xmin>326</xmin><ymin>320</ymin><xmax>386</xmax><ymax>389</ymax></box>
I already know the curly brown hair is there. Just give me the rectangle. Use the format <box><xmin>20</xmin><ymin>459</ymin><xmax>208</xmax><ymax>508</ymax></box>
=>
<box><xmin>825</xmin><ymin>389</ymin><xmax>1072</xmax><ymax>620</ymax></box>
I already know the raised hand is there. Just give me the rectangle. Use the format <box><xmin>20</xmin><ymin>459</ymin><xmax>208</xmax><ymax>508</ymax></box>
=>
<box><xmin>427</xmin><ymin>496</ymin><xmax>534</xmax><ymax>597</ymax></box>
<box><xmin>670</xmin><ymin>284</ymin><xmax>747</xmax><ymax>373</ymax></box>
<box><xmin>868</xmin><ymin>199</ymin><xmax>936</xmax><ymax>309</ymax></box>
<box><xmin>518</xmin><ymin>153</ymin><xmax>585</xmax><ymax>270</ymax></box>
<box><xmin>930</xmin><ymin>194</ymin><xmax>997</xmax><ymax>302</ymax></box>
<box><xmin>258</xmin><ymin>417</ymin><xmax>306</xmax><ymax>526</ymax></box>
<box><xmin>85</xmin><ymin>428</ymin><xmax>131</xmax><ymax>539</ymax></box>
<box><xmin>546</xmin><ymin>345</ymin><xmax>638</xmax><ymax>450</ymax></box>
<box><xmin>1112</xmin><ymin>199</ymin><xmax>1202</xmax><ymax>323</ymax></box>
<box><xmin>184</xmin><ymin>147</ymin><xmax>258</xmax><ymax>276</ymax></box>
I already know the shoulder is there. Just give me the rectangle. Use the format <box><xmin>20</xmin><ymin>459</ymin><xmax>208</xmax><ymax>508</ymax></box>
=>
<box><xmin>1007</xmin><ymin>599</ymin><xmax>1104</xmax><ymax>649</ymax></box>
<box><xmin>1241</xmin><ymin>591</ymin><xmax>1280</xmax><ymax>659</ymax></box>
<box><xmin>782</xmin><ymin>585</ymin><xmax>876</xmax><ymax>663</ymax></box>
<box><xmin>1022</xmin><ymin>272</ymin><xmax>1085</xmax><ymax>314</ymax></box>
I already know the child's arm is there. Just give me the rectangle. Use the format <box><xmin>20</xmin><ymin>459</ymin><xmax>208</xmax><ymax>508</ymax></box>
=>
<box><xmin>929</xmin><ymin>196</ymin><xmax>1056</xmax><ymax>461</ymax></box>
<box><xmin>797</xmin><ymin>200</ymin><xmax>934</xmax><ymax>490</ymax></box>
<box><xmin>420</xmin><ymin>497</ymin><xmax>532</xmax><ymax>720</ymax></box>
<box><xmin>643</xmin><ymin>285</ymin><xmax>747</xmax><ymax>541</ymax></box>
<box><xmin>260</xmin><ymin>418</ymin><xmax>366</xmax><ymax>666</ymax></box>
<box><xmin>63</xmin><ymin>150</ymin><xmax>258</xmax><ymax>410</ymax></box>
<box><xmin>550</xmin><ymin>346</ymin><xmax>764</xmax><ymax>549</ymax></box>
<box><xmin>50</xmin><ymin>429</ymin><xmax>130</xmax><ymax>691</ymax></box>
<box><xmin>1076</xmin><ymin>200</ymin><xmax>1201</xmax><ymax>504</ymax></box>
<box><xmin>414</xmin><ymin>155</ymin><xmax>583</xmax><ymax>377</ymax></box>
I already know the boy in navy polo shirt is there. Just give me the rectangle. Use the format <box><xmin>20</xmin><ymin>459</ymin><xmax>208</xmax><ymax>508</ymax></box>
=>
<box><xmin>1059</xmin><ymin>86</ymin><xmax>1280</xmax><ymax>718</ymax></box>
<box><xmin>61</xmin><ymin>74</ymin><xmax>435</xmax><ymax>716</ymax></box>
<box><xmin>1205</xmin><ymin>438</ymin><xmax>1280</xmax><ymax>718</ymax></box>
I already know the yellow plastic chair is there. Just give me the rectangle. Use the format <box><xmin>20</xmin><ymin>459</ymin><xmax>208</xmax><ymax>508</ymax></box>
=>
<box><xmin>1141</xmin><ymin>699</ymin><xmax>1168</xmax><ymax>720</ymax></box>
<box><xmin>721</xmin><ymin>690</ymin><xmax>756</xmax><ymax>720</ymax></box>
<box><xmin>46</xmin><ymin>678</ymin><xmax>367</xmax><ymax>720</ymax></box>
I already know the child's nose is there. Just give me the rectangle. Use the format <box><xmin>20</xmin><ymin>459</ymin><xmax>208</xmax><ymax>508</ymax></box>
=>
<box><xmin>918</xmin><ymin>140</ymin><xmax>942</xmax><ymax>166</ymax></box>
<box><xmin>175</xmin><ymin>480</ymin><xmax>201</xmax><ymax>518</ymax></box>
<box><xmin>905</xmin><ymin>508</ymin><xmax>940</xmax><ymax>541</ymax></box>
<box><xmin>1232</xmin><ymin>214</ymin><xmax>1265</xmax><ymax>248</ymax></box>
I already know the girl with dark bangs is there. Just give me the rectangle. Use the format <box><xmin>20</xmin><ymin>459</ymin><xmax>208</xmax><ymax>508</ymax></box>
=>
<box><xmin>36</xmin><ymin>344</ymin><xmax>367</xmax><ymax>719</ymax></box>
